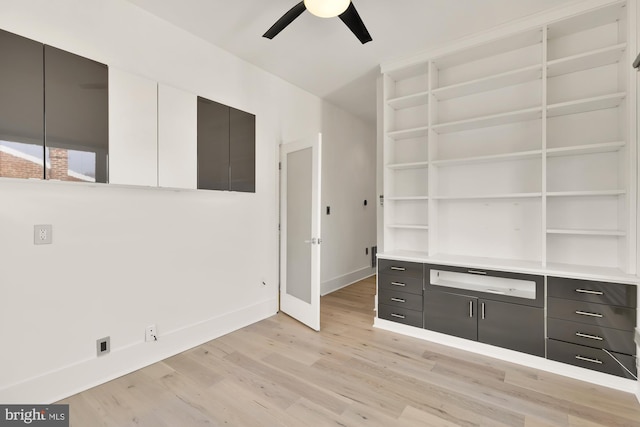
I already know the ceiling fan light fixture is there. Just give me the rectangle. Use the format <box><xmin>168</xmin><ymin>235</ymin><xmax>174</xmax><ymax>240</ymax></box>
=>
<box><xmin>304</xmin><ymin>0</ymin><xmax>350</xmax><ymax>18</ymax></box>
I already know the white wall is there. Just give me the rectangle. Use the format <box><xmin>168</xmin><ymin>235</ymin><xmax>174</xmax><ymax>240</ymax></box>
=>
<box><xmin>320</xmin><ymin>103</ymin><xmax>376</xmax><ymax>294</ymax></box>
<box><xmin>0</xmin><ymin>0</ymin><xmax>372</xmax><ymax>403</ymax></box>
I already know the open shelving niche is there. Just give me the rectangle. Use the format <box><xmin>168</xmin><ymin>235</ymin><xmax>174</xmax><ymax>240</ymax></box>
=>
<box><xmin>380</xmin><ymin>0</ymin><xmax>637</xmax><ymax>282</ymax></box>
<box><xmin>383</xmin><ymin>62</ymin><xmax>430</xmax><ymax>254</ymax></box>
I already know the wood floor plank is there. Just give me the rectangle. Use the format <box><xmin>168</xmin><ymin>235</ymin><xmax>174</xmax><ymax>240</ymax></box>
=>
<box><xmin>58</xmin><ymin>276</ymin><xmax>640</xmax><ymax>426</ymax></box>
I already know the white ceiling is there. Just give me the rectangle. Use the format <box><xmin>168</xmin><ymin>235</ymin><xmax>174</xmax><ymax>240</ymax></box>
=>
<box><xmin>126</xmin><ymin>0</ymin><xmax>577</xmax><ymax>124</ymax></box>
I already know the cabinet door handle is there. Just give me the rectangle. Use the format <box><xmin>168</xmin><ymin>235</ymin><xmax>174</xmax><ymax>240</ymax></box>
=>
<box><xmin>390</xmin><ymin>266</ymin><xmax>406</xmax><ymax>271</ymax></box>
<box><xmin>390</xmin><ymin>281</ymin><xmax>406</xmax><ymax>287</ymax></box>
<box><xmin>576</xmin><ymin>332</ymin><xmax>603</xmax><ymax>341</ymax></box>
<box><xmin>469</xmin><ymin>301</ymin><xmax>473</xmax><ymax>318</ymax></box>
<box><xmin>575</xmin><ymin>355</ymin><xmax>603</xmax><ymax>365</ymax></box>
<box><xmin>481</xmin><ymin>302</ymin><xmax>485</xmax><ymax>320</ymax></box>
<box><xmin>575</xmin><ymin>310</ymin><xmax>603</xmax><ymax>318</ymax></box>
<box><xmin>468</xmin><ymin>270</ymin><xmax>486</xmax><ymax>275</ymax></box>
<box><xmin>575</xmin><ymin>289</ymin><xmax>603</xmax><ymax>296</ymax></box>
<box><xmin>390</xmin><ymin>313</ymin><xmax>406</xmax><ymax>319</ymax></box>
<box><xmin>390</xmin><ymin>298</ymin><xmax>406</xmax><ymax>303</ymax></box>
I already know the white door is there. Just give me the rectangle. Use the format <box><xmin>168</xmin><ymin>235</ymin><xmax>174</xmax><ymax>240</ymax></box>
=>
<box><xmin>280</xmin><ymin>134</ymin><xmax>322</xmax><ymax>331</ymax></box>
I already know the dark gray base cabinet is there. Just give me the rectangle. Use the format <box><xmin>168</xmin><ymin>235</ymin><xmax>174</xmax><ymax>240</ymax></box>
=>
<box><xmin>546</xmin><ymin>275</ymin><xmax>637</xmax><ymax>379</ymax></box>
<box><xmin>424</xmin><ymin>290</ymin><xmax>545</xmax><ymax>357</ymax></box>
<box><xmin>547</xmin><ymin>339</ymin><xmax>637</xmax><ymax>379</ymax></box>
<box><xmin>377</xmin><ymin>259</ymin><xmax>424</xmax><ymax>328</ymax></box>
<box><xmin>377</xmin><ymin>258</ymin><xmax>638</xmax><ymax>381</ymax></box>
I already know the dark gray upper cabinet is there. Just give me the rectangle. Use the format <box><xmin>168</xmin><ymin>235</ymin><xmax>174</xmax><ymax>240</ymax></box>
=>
<box><xmin>197</xmin><ymin>96</ymin><xmax>255</xmax><ymax>193</ymax></box>
<box><xmin>197</xmin><ymin>97</ymin><xmax>229</xmax><ymax>191</ymax></box>
<box><xmin>0</xmin><ymin>29</ymin><xmax>44</xmax><ymax>179</ymax></box>
<box><xmin>44</xmin><ymin>45</ymin><xmax>108</xmax><ymax>183</ymax></box>
<box><xmin>229</xmin><ymin>107</ymin><xmax>255</xmax><ymax>192</ymax></box>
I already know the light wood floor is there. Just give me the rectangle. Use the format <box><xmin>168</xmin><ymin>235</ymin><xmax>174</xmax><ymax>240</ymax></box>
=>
<box><xmin>59</xmin><ymin>276</ymin><xmax>640</xmax><ymax>426</ymax></box>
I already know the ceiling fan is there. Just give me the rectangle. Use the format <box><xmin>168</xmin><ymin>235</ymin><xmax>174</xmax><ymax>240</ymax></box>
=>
<box><xmin>263</xmin><ymin>0</ymin><xmax>372</xmax><ymax>44</ymax></box>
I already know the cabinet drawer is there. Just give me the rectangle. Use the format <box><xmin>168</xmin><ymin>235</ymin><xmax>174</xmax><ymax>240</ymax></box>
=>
<box><xmin>548</xmin><ymin>276</ymin><xmax>637</xmax><ymax>308</ymax></box>
<box><xmin>378</xmin><ymin>289</ymin><xmax>422</xmax><ymax>311</ymax></box>
<box><xmin>547</xmin><ymin>297</ymin><xmax>636</xmax><ymax>331</ymax></box>
<box><xmin>547</xmin><ymin>339</ymin><xmax>637</xmax><ymax>379</ymax></box>
<box><xmin>547</xmin><ymin>318</ymin><xmax>636</xmax><ymax>355</ymax></box>
<box><xmin>378</xmin><ymin>274</ymin><xmax>423</xmax><ymax>295</ymax></box>
<box><xmin>378</xmin><ymin>259</ymin><xmax>423</xmax><ymax>279</ymax></box>
<box><xmin>378</xmin><ymin>304</ymin><xmax>422</xmax><ymax>328</ymax></box>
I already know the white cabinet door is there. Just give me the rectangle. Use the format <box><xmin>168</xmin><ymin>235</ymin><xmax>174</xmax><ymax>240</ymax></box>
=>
<box><xmin>108</xmin><ymin>67</ymin><xmax>158</xmax><ymax>186</ymax></box>
<box><xmin>158</xmin><ymin>84</ymin><xmax>197</xmax><ymax>189</ymax></box>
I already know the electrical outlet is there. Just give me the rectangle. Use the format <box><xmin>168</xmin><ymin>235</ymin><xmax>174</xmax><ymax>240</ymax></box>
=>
<box><xmin>145</xmin><ymin>325</ymin><xmax>157</xmax><ymax>342</ymax></box>
<box><xmin>96</xmin><ymin>337</ymin><xmax>110</xmax><ymax>356</ymax></box>
<box><xmin>34</xmin><ymin>224</ymin><xmax>52</xmax><ymax>245</ymax></box>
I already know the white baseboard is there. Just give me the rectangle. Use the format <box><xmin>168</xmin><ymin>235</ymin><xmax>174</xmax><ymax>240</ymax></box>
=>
<box><xmin>374</xmin><ymin>318</ymin><xmax>637</xmax><ymax>394</ymax></box>
<box><xmin>321</xmin><ymin>266</ymin><xmax>375</xmax><ymax>296</ymax></box>
<box><xmin>0</xmin><ymin>299</ymin><xmax>278</xmax><ymax>404</ymax></box>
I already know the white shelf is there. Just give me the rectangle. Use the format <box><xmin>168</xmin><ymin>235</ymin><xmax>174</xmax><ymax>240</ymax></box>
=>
<box><xmin>547</xmin><ymin>43</ymin><xmax>626</xmax><ymax>77</ymax></box>
<box><xmin>547</xmin><ymin>93</ymin><xmax>626</xmax><ymax>118</ymax></box>
<box><xmin>432</xmin><ymin>107</ymin><xmax>542</xmax><ymax>134</ymax></box>
<box><xmin>433</xmin><ymin>192</ymin><xmax>542</xmax><ymax>201</ymax></box>
<box><xmin>387</xmin><ymin>126</ymin><xmax>429</xmax><ymax>140</ymax></box>
<box><xmin>379</xmin><ymin>252</ymin><xmax>638</xmax><ymax>284</ymax></box>
<box><xmin>381</xmin><ymin>2</ymin><xmax>634</xmax><ymax>276</ymax></box>
<box><xmin>546</xmin><ymin>190</ymin><xmax>626</xmax><ymax>197</ymax></box>
<box><xmin>387</xmin><ymin>224</ymin><xmax>429</xmax><ymax>230</ymax></box>
<box><xmin>547</xmin><ymin>228</ymin><xmax>625</xmax><ymax>237</ymax></box>
<box><xmin>432</xmin><ymin>28</ymin><xmax>542</xmax><ymax>69</ymax></box>
<box><xmin>546</xmin><ymin>141</ymin><xmax>625</xmax><ymax>157</ymax></box>
<box><xmin>544</xmin><ymin>262</ymin><xmax>638</xmax><ymax>284</ymax></box>
<box><xmin>386</xmin><ymin>196</ymin><xmax>429</xmax><ymax>201</ymax></box>
<box><xmin>384</xmin><ymin>62</ymin><xmax>429</xmax><ymax>81</ymax></box>
<box><xmin>432</xmin><ymin>150</ymin><xmax>542</xmax><ymax>167</ymax></box>
<box><xmin>387</xmin><ymin>161</ymin><xmax>429</xmax><ymax>170</ymax></box>
<box><xmin>546</xmin><ymin>3</ymin><xmax>626</xmax><ymax>39</ymax></box>
<box><xmin>388</xmin><ymin>91</ymin><xmax>429</xmax><ymax>110</ymax></box>
<box><xmin>432</xmin><ymin>65</ymin><xmax>542</xmax><ymax>100</ymax></box>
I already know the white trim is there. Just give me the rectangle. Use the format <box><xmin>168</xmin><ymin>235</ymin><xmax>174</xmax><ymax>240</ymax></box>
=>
<box><xmin>0</xmin><ymin>299</ymin><xmax>277</xmax><ymax>404</ymax></box>
<box><xmin>321</xmin><ymin>268</ymin><xmax>375</xmax><ymax>296</ymax></box>
<box><xmin>374</xmin><ymin>317</ymin><xmax>637</xmax><ymax>394</ymax></box>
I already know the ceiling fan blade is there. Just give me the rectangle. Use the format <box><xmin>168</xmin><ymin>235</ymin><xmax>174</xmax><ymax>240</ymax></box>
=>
<box><xmin>339</xmin><ymin>2</ymin><xmax>372</xmax><ymax>44</ymax></box>
<box><xmin>263</xmin><ymin>1</ymin><xmax>307</xmax><ymax>39</ymax></box>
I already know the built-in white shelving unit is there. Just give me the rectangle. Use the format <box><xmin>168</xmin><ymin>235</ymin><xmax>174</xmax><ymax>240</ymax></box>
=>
<box><xmin>381</xmin><ymin>0</ymin><xmax>637</xmax><ymax>278</ymax></box>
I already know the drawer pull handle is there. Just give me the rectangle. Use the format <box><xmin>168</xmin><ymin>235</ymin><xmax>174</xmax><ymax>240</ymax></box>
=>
<box><xmin>390</xmin><ymin>298</ymin><xmax>406</xmax><ymax>303</ymax></box>
<box><xmin>576</xmin><ymin>332</ymin><xmax>603</xmax><ymax>341</ymax></box>
<box><xmin>575</xmin><ymin>310</ymin><xmax>603</xmax><ymax>318</ymax></box>
<box><xmin>481</xmin><ymin>302</ymin><xmax>485</xmax><ymax>320</ymax></box>
<box><xmin>469</xmin><ymin>301</ymin><xmax>473</xmax><ymax>318</ymax></box>
<box><xmin>390</xmin><ymin>313</ymin><xmax>406</xmax><ymax>319</ymax></box>
<box><xmin>390</xmin><ymin>266</ymin><xmax>406</xmax><ymax>271</ymax></box>
<box><xmin>390</xmin><ymin>282</ymin><xmax>406</xmax><ymax>287</ymax></box>
<box><xmin>575</xmin><ymin>289</ymin><xmax>604</xmax><ymax>296</ymax></box>
<box><xmin>575</xmin><ymin>355</ymin><xmax>603</xmax><ymax>365</ymax></box>
<box><xmin>468</xmin><ymin>270</ymin><xmax>486</xmax><ymax>275</ymax></box>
